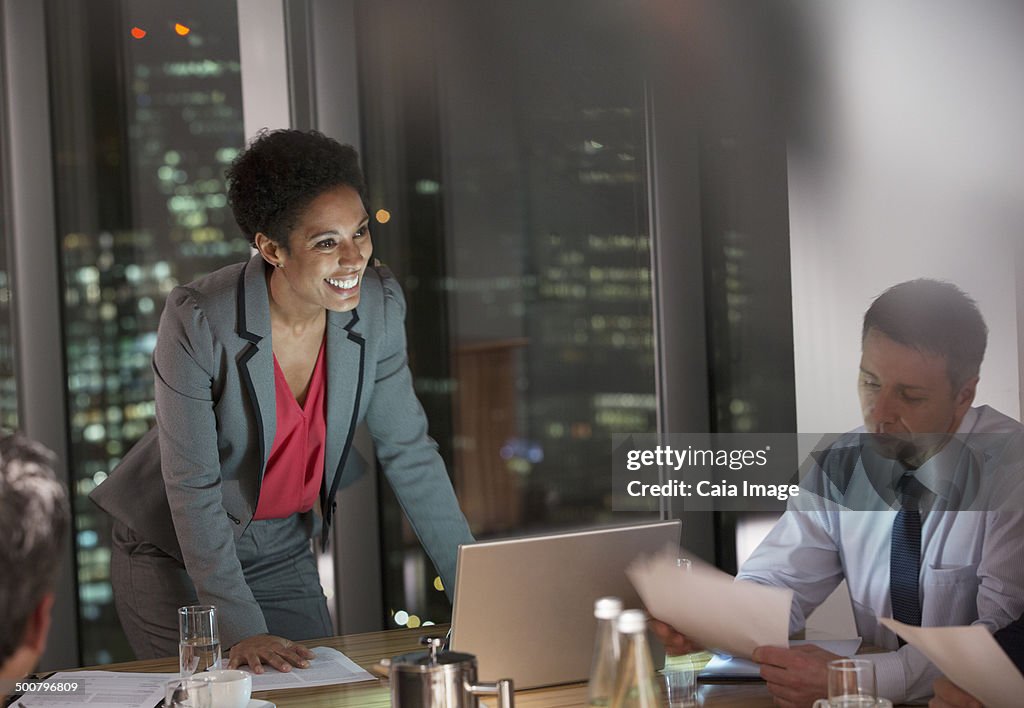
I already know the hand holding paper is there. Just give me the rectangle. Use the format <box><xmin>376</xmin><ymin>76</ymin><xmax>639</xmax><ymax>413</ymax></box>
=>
<box><xmin>880</xmin><ymin>618</ymin><xmax>1024</xmax><ymax>708</ymax></box>
<box><xmin>627</xmin><ymin>549</ymin><xmax>792</xmax><ymax>659</ymax></box>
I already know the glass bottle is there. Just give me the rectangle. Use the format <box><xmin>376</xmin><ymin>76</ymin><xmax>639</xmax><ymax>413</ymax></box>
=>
<box><xmin>587</xmin><ymin>596</ymin><xmax>623</xmax><ymax>706</ymax></box>
<box><xmin>610</xmin><ymin>610</ymin><xmax>660</xmax><ymax>708</ymax></box>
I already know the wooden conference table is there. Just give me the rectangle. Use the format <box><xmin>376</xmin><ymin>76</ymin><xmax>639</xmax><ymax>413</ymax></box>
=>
<box><xmin>90</xmin><ymin>625</ymin><xmax>868</xmax><ymax>707</ymax></box>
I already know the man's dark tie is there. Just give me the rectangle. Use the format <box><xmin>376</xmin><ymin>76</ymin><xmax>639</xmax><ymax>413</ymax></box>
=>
<box><xmin>890</xmin><ymin>473</ymin><xmax>923</xmax><ymax>629</ymax></box>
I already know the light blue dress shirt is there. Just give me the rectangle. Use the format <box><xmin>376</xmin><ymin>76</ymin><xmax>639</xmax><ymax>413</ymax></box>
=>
<box><xmin>737</xmin><ymin>406</ymin><xmax>1024</xmax><ymax>704</ymax></box>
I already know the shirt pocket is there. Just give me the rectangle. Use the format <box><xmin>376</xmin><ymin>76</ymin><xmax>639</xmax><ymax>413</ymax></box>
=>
<box><xmin>923</xmin><ymin>563</ymin><xmax>980</xmax><ymax>625</ymax></box>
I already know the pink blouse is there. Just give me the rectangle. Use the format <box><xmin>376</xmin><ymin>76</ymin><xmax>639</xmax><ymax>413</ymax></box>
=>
<box><xmin>253</xmin><ymin>340</ymin><xmax>327</xmax><ymax>519</ymax></box>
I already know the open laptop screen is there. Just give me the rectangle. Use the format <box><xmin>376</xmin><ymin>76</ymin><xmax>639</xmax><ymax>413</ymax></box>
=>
<box><xmin>450</xmin><ymin>520</ymin><xmax>681</xmax><ymax>689</ymax></box>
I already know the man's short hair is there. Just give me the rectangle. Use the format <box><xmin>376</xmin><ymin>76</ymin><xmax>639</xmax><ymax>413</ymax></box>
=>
<box><xmin>862</xmin><ymin>279</ymin><xmax>988</xmax><ymax>390</ymax></box>
<box><xmin>0</xmin><ymin>433</ymin><xmax>68</xmax><ymax>665</ymax></box>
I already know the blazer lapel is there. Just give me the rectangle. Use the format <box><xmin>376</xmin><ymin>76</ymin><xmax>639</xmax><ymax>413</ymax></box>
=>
<box><xmin>236</xmin><ymin>254</ymin><xmax>277</xmax><ymax>492</ymax></box>
<box><xmin>322</xmin><ymin>307</ymin><xmax>365</xmax><ymax>539</ymax></box>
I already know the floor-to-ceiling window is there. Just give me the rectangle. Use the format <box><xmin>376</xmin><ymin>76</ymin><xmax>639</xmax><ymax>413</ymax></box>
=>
<box><xmin>2</xmin><ymin>0</ymin><xmax>804</xmax><ymax>663</ymax></box>
<box><xmin>355</xmin><ymin>0</ymin><xmax>660</xmax><ymax>628</ymax></box>
<box><xmin>46</xmin><ymin>0</ymin><xmax>247</xmax><ymax>664</ymax></box>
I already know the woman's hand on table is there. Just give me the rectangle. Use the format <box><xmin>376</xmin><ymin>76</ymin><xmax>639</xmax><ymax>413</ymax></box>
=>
<box><xmin>227</xmin><ymin>634</ymin><xmax>315</xmax><ymax>674</ymax></box>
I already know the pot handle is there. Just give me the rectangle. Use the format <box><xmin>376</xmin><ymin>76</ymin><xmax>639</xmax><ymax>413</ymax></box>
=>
<box><xmin>468</xmin><ymin>678</ymin><xmax>515</xmax><ymax>708</ymax></box>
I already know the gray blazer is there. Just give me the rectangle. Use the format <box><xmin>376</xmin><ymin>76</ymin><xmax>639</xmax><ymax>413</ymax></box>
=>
<box><xmin>91</xmin><ymin>253</ymin><xmax>474</xmax><ymax>644</ymax></box>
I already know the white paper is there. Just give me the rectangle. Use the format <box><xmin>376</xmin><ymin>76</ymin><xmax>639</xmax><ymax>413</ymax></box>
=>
<box><xmin>248</xmin><ymin>646</ymin><xmax>375</xmax><ymax>692</ymax></box>
<box><xmin>12</xmin><ymin>670</ymin><xmax>176</xmax><ymax>707</ymax></box>
<box><xmin>699</xmin><ymin>638</ymin><xmax>863</xmax><ymax>678</ymax></box>
<box><xmin>11</xmin><ymin>647</ymin><xmax>373</xmax><ymax>706</ymax></box>
<box><xmin>627</xmin><ymin>549</ymin><xmax>792</xmax><ymax>659</ymax></box>
<box><xmin>879</xmin><ymin>618</ymin><xmax>1024</xmax><ymax>708</ymax></box>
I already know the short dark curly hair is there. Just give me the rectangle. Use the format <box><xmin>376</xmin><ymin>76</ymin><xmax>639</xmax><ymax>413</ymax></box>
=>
<box><xmin>226</xmin><ymin>129</ymin><xmax>367</xmax><ymax>250</ymax></box>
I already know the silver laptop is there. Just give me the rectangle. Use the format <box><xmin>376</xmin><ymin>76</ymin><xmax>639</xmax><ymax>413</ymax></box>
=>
<box><xmin>450</xmin><ymin>519</ymin><xmax>681</xmax><ymax>689</ymax></box>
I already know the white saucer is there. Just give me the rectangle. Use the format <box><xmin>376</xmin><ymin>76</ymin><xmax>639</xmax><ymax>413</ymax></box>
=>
<box><xmin>248</xmin><ymin>701</ymin><xmax>275</xmax><ymax>708</ymax></box>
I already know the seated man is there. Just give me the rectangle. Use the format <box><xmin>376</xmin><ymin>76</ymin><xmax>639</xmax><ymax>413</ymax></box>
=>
<box><xmin>0</xmin><ymin>434</ymin><xmax>69</xmax><ymax>702</ymax></box>
<box><xmin>930</xmin><ymin>615</ymin><xmax>1024</xmax><ymax>708</ymax></box>
<box><xmin>653</xmin><ymin>279</ymin><xmax>1024</xmax><ymax>706</ymax></box>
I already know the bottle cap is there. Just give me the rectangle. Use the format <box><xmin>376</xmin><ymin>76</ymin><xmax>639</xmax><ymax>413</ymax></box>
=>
<box><xmin>617</xmin><ymin>609</ymin><xmax>647</xmax><ymax>634</ymax></box>
<box><xmin>594</xmin><ymin>596</ymin><xmax>623</xmax><ymax>620</ymax></box>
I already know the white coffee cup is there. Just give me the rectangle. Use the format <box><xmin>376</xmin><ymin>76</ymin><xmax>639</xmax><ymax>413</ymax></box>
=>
<box><xmin>198</xmin><ymin>669</ymin><xmax>252</xmax><ymax>708</ymax></box>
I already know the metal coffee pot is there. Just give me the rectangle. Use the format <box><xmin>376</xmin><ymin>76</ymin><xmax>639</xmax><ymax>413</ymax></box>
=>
<box><xmin>390</xmin><ymin>636</ymin><xmax>514</xmax><ymax>708</ymax></box>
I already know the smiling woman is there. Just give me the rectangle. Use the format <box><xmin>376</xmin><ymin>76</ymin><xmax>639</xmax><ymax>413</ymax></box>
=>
<box><xmin>257</xmin><ymin>185</ymin><xmax>372</xmax><ymax>320</ymax></box>
<box><xmin>89</xmin><ymin>129</ymin><xmax>474</xmax><ymax>671</ymax></box>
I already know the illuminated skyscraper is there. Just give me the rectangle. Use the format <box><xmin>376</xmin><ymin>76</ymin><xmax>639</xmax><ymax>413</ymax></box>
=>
<box><xmin>48</xmin><ymin>0</ymin><xmax>247</xmax><ymax>664</ymax></box>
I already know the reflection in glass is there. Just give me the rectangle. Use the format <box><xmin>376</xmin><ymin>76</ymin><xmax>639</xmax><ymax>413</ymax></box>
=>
<box><xmin>356</xmin><ymin>0</ymin><xmax>658</xmax><ymax>626</ymax></box>
<box><xmin>47</xmin><ymin>0</ymin><xmax>247</xmax><ymax>664</ymax></box>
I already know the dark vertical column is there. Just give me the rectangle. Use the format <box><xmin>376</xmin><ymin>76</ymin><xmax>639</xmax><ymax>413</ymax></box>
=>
<box><xmin>643</xmin><ymin>0</ymin><xmax>715</xmax><ymax>564</ymax></box>
<box><xmin>308</xmin><ymin>0</ymin><xmax>385</xmax><ymax>634</ymax></box>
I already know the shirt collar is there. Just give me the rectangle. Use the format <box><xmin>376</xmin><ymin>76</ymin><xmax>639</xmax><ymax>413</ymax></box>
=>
<box><xmin>905</xmin><ymin>407</ymin><xmax>982</xmax><ymax>505</ymax></box>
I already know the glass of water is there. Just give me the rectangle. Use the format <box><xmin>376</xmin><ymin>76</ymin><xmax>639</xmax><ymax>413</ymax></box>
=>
<box><xmin>672</xmin><ymin>557</ymin><xmax>714</xmax><ymax>673</ymax></box>
<box><xmin>178</xmin><ymin>605</ymin><xmax>222</xmax><ymax>677</ymax></box>
<box><xmin>812</xmin><ymin>659</ymin><xmax>881</xmax><ymax>707</ymax></box>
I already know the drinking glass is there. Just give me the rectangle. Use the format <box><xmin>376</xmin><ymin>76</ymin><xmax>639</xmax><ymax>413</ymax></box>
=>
<box><xmin>178</xmin><ymin>605</ymin><xmax>222</xmax><ymax>677</ymax></box>
<box><xmin>812</xmin><ymin>659</ymin><xmax>884</xmax><ymax>707</ymax></box>
<box><xmin>671</xmin><ymin>557</ymin><xmax>713</xmax><ymax>674</ymax></box>
<box><xmin>163</xmin><ymin>677</ymin><xmax>213</xmax><ymax>708</ymax></box>
<box><xmin>659</xmin><ymin>665</ymin><xmax>697</xmax><ymax>707</ymax></box>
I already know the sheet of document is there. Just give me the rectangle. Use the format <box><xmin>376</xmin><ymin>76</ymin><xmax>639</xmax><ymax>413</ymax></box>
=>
<box><xmin>880</xmin><ymin>618</ymin><xmax>1024</xmax><ymax>708</ymax></box>
<box><xmin>11</xmin><ymin>670</ymin><xmax>176</xmax><ymax>707</ymax></box>
<box><xmin>699</xmin><ymin>638</ymin><xmax>863</xmax><ymax>679</ymax></box>
<box><xmin>249</xmin><ymin>646</ymin><xmax>376</xmax><ymax>691</ymax></box>
<box><xmin>627</xmin><ymin>549</ymin><xmax>792</xmax><ymax>659</ymax></box>
<box><xmin>10</xmin><ymin>646</ymin><xmax>373</xmax><ymax>706</ymax></box>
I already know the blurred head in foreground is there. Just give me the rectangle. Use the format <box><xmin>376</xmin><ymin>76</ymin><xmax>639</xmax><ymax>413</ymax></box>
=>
<box><xmin>0</xmin><ymin>433</ymin><xmax>69</xmax><ymax>692</ymax></box>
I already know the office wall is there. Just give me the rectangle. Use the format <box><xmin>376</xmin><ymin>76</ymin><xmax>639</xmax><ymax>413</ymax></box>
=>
<box><xmin>789</xmin><ymin>1</ymin><xmax>1024</xmax><ymax>433</ymax></box>
<box><xmin>782</xmin><ymin>1</ymin><xmax>1024</xmax><ymax>639</ymax></box>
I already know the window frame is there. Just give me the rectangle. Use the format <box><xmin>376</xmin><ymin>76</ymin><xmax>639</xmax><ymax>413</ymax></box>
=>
<box><xmin>1</xmin><ymin>0</ymin><xmax>80</xmax><ymax>670</ymax></box>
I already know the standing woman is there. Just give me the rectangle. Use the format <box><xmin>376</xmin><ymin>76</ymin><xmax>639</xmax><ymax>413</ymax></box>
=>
<box><xmin>92</xmin><ymin>129</ymin><xmax>474</xmax><ymax>671</ymax></box>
